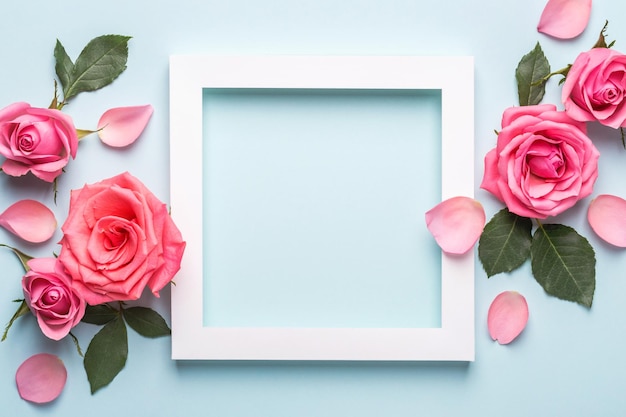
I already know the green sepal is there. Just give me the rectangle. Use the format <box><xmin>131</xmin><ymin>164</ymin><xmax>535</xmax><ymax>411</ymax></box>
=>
<box><xmin>592</xmin><ymin>20</ymin><xmax>615</xmax><ymax>49</ymax></box>
<box><xmin>478</xmin><ymin>208</ymin><xmax>533</xmax><ymax>277</ymax></box>
<box><xmin>516</xmin><ymin>42</ymin><xmax>551</xmax><ymax>106</ymax></box>
<box><xmin>84</xmin><ymin>315</ymin><xmax>128</xmax><ymax>394</ymax></box>
<box><xmin>1</xmin><ymin>300</ymin><xmax>30</xmax><ymax>342</ymax></box>
<box><xmin>531</xmin><ymin>224</ymin><xmax>596</xmax><ymax>308</ymax></box>
<box><xmin>60</xmin><ymin>34</ymin><xmax>131</xmax><ymax>102</ymax></box>
<box><xmin>81</xmin><ymin>304</ymin><xmax>119</xmax><ymax>325</ymax></box>
<box><xmin>0</xmin><ymin>243</ymin><xmax>33</xmax><ymax>272</ymax></box>
<box><xmin>76</xmin><ymin>129</ymin><xmax>96</xmax><ymax>140</ymax></box>
<box><xmin>123</xmin><ymin>307</ymin><xmax>171</xmax><ymax>338</ymax></box>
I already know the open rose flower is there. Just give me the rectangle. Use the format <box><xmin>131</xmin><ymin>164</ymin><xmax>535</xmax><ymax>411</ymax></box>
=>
<box><xmin>0</xmin><ymin>102</ymin><xmax>78</xmax><ymax>182</ymax></box>
<box><xmin>59</xmin><ymin>172</ymin><xmax>186</xmax><ymax>305</ymax></box>
<box><xmin>481</xmin><ymin>104</ymin><xmax>599</xmax><ymax>219</ymax></box>
<box><xmin>562</xmin><ymin>47</ymin><xmax>626</xmax><ymax>128</ymax></box>
<box><xmin>22</xmin><ymin>258</ymin><xmax>86</xmax><ymax>340</ymax></box>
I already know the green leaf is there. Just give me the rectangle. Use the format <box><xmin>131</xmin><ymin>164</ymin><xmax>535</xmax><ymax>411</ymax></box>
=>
<box><xmin>0</xmin><ymin>243</ymin><xmax>33</xmax><ymax>272</ymax></box>
<box><xmin>478</xmin><ymin>208</ymin><xmax>533</xmax><ymax>277</ymax></box>
<box><xmin>84</xmin><ymin>316</ymin><xmax>128</xmax><ymax>394</ymax></box>
<box><xmin>515</xmin><ymin>42</ymin><xmax>551</xmax><ymax>106</ymax></box>
<box><xmin>2</xmin><ymin>300</ymin><xmax>30</xmax><ymax>342</ymax></box>
<box><xmin>123</xmin><ymin>307</ymin><xmax>171</xmax><ymax>338</ymax></box>
<box><xmin>531</xmin><ymin>224</ymin><xmax>596</xmax><ymax>308</ymax></box>
<box><xmin>54</xmin><ymin>39</ymin><xmax>74</xmax><ymax>96</ymax></box>
<box><xmin>62</xmin><ymin>35</ymin><xmax>131</xmax><ymax>101</ymax></box>
<box><xmin>81</xmin><ymin>304</ymin><xmax>119</xmax><ymax>325</ymax></box>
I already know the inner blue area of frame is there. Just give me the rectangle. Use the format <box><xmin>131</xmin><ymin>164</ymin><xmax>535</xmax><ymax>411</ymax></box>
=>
<box><xmin>201</xmin><ymin>88</ymin><xmax>442</xmax><ymax>328</ymax></box>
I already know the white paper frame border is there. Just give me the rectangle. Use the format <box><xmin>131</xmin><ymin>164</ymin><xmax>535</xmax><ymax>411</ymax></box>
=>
<box><xmin>169</xmin><ymin>55</ymin><xmax>474</xmax><ymax>361</ymax></box>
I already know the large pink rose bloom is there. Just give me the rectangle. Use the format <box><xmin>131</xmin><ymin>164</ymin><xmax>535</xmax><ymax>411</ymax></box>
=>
<box><xmin>481</xmin><ymin>104</ymin><xmax>599</xmax><ymax>219</ymax></box>
<box><xmin>0</xmin><ymin>102</ymin><xmax>78</xmax><ymax>182</ymax></box>
<box><xmin>562</xmin><ymin>48</ymin><xmax>626</xmax><ymax>128</ymax></box>
<box><xmin>22</xmin><ymin>258</ymin><xmax>86</xmax><ymax>340</ymax></box>
<box><xmin>59</xmin><ymin>172</ymin><xmax>186</xmax><ymax>305</ymax></box>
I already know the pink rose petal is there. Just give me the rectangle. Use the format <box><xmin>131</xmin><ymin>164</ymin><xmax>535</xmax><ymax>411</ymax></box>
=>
<box><xmin>537</xmin><ymin>0</ymin><xmax>592</xmax><ymax>39</ymax></box>
<box><xmin>0</xmin><ymin>200</ymin><xmax>57</xmax><ymax>243</ymax></box>
<box><xmin>425</xmin><ymin>196</ymin><xmax>486</xmax><ymax>255</ymax></box>
<box><xmin>97</xmin><ymin>104</ymin><xmax>154</xmax><ymax>147</ymax></box>
<box><xmin>587</xmin><ymin>194</ymin><xmax>626</xmax><ymax>247</ymax></box>
<box><xmin>16</xmin><ymin>353</ymin><xmax>67</xmax><ymax>403</ymax></box>
<box><xmin>488</xmin><ymin>291</ymin><xmax>529</xmax><ymax>345</ymax></box>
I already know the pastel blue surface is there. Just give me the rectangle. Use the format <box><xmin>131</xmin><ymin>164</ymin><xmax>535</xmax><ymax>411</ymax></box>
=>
<box><xmin>1</xmin><ymin>1</ymin><xmax>626</xmax><ymax>416</ymax></box>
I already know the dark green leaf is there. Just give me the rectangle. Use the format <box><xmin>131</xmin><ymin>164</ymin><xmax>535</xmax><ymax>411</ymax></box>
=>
<box><xmin>84</xmin><ymin>316</ymin><xmax>128</xmax><ymax>394</ymax></box>
<box><xmin>0</xmin><ymin>243</ymin><xmax>33</xmax><ymax>272</ymax></box>
<box><xmin>81</xmin><ymin>304</ymin><xmax>119</xmax><ymax>325</ymax></box>
<box><xmin>515</xmin><ymin>42</ymin><xmax>551</xmax><ymax>106</ymax></box>
<box><xmin>2</xmin><ymin>300</ymin><xmax>30</xmax><ymax>341</ymax></box>
<box><xmin>531</xmin><ymin>224</ymin><xmax>596</xmax><ymax>307</ymax></box>
<box><xmin>478</xmin><ymin>208</ymin><xmax>533</xmax><ymax>277</ymax></box>
<box><xmin>123</xmin><ymin>307</ymin><xmax>171</xmax><ymax>338</ymax></box>
<box><xmin>63</xmin><ymin>35</ymin><xmax>131</xmax><ymax>101</ymax></box>
<box><xmin>54</xmin><ymin>39</ymin><xmax>74</xmax><ymax>95</ymax></box>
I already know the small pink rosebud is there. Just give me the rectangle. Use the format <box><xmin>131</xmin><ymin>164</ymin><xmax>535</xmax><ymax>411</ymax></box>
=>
<box><xmin>488</xmin><ymin>291</ymin><xmax>529</xmax><ymax>345</ymax></box>
<box><xmin>97</xmin><ymin>104</ymin><xmax>154</xmax><ymax>147</ymax></box>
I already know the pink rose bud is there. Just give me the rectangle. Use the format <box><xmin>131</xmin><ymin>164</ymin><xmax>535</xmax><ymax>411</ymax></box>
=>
<box><xmin>97</xmin><ymin>104</ymin><xmax>153</xmax><ymax>147</ymax></box>
<box><xmin>0</xmin><ymin>199</ymin><xmax>57</xmax><ymax>243</ymax></box>
<box><xmin>0</xmin><ymin>102</ymin><xmax>78</xmax><ymax>182</ymax></box>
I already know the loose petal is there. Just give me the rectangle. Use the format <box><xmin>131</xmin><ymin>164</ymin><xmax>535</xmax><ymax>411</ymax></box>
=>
<box><xmin>425</xmin><ymin>196</ymin><xmax>486</xmax><ymax>255</ymax></box>
<box><xmin>16</xmin><ymin>353</ymin><xmax>67</xmax><ymax>403</ymax></box>
<box><xmin>488</xmin><ymin>291</ymin><xmax>529</xmax><ymax>345</ymax></box>
<box><xmin>537</xmin><ymin>0</ymin><xmax>592</xmax><ymax>39</ymax></box>
<box><xmin>0</xmin><ymin>200</ymin><xmax>57</xmax><ymax>243</ymax></box>
<box><xmin>97</xmin><ymin>104</ymin><xmax>154</xmax><ymax>147</ymax></box>
<box><xmin>588</xmin><ymin>194</ymin><xmax>626</xmax><ymax>247</ymax></box>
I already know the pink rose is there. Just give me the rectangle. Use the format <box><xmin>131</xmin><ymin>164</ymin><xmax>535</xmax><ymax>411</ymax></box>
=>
<box><xmin>59</xmin><ymin>172</ymin><xmax>186</xmax><ymax>305</ymax></box>
<box><xmin>562</xmin><ymin>47</ymin><xmax>626</xmax><ymax>128</ymax></box>
<box><xmin>0</xmin><ymin>102</ymin><xmax>78</xmax><ymax>182</ymax></box>
<box><xmin>481</xmin><ymin>104</ymin><xmax>599</xmax><ymax>219</ymax></box>
<box><xmin>22</xmin><ymin>258</ymin><xmax>86</xmax><ymax>341</ymax></box>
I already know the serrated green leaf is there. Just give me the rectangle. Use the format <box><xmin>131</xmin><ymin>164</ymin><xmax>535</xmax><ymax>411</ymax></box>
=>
<box><xmin>54</xmin><ymin>39</ymin><xmax>74</xmax><ymax>95</ymax></box>
<box><xmin>0</xmin><ymin>243</ymin><xmax>33</xmax><ymax>272</ymax></box>
<box><xmin>515</xmin><ymin>42</ymin><xmax>551</xmax><ymax>106</ymax></box>
<box><xmin>84</xmin><ymin>316</ymin><xmax>128</xmax><ymax>394</ymax></box>
<box><xmin>478</xmin><ymin>208</ymin><xmax>533</xmax><ymax>277</ymax></box>
<box><xmin>2</xmin><ymin>300</ymin><xmax>30</xmax><ymax>342</ymax></box>
<box><xmin>531</xmin><ymin>224</ymin><xmax>596</xmax><ymax>307</ymax></box>
<box><xmin>81</xmin><ymin>304</ymin><xmax>119</xmax><ymax>325</ymax></box>
<box><xmin>123</xmin><ymin>307</ymin><xmax>171</xmax><ymax>338</ymax></box>
<box><xmin>63</xmin><ymin>35</ymin><xmax>131</xmax><ymax>101</ymax></box>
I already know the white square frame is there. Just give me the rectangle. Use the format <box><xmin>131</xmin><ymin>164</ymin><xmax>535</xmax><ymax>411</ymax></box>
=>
<box><xmin>169</xmin><ymin>55</ymin><xmax>474</xmax><ymax>361</ymax></box>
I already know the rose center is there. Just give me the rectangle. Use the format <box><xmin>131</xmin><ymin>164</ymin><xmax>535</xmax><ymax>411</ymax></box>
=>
<box><xmin>18</xmin><ymin>133</ymin><xmax>36</xmax><ymax>153</ymax></box>
<box><xmin>42</xmin><ymin>287</ymin><xmax>61</xmax><ymax>305</ymax></box>
<box><xmin>526</xmin><ymin>141</ymin><xmax>564</xmax><ymax>179</ymax></box>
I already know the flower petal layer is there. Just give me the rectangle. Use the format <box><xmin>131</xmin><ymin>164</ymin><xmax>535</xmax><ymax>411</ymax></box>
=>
<box><xmin>97</xmin><ymin>105</ymin><xmax>154</xmax><ymax>147</ymax></box>
<box><xmin>488</xmin><ymin>291</ymin><xmax>529</xmax><ymax>345</ymax></box>
<box><xmin>0</xmin><ymin>199</ymin><xmax>57</xmax><ymax>243</ymax></box>
<box><xmin>16</xmin><ymin>353</ymin><xmax>67</xmax><ymax>403</ymax></box>
<box><xmin>537</xmin><ymin>0</ymin><xmax>592</xmax><ymax>39</ymax></box>
<box><xmin>425</xmin><ymin>196</ymin><xmax>485</xmax><ymax>255</ymax></box>
<box><xmin>587</xmin><ymin>194</ymin><xmax>626</xmax><ymax>247</ymax></box>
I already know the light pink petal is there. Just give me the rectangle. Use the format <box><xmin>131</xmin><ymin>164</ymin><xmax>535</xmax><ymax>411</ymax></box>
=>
<box><xmin>16</xmin><ymin>353</ymin><xmax>67</xmax><ymax>403</ymax></box>
<box><xmin>97</xmin><ymin>104</ymin><xmax>154</xmax><ymax>147</ymax></box>
<box><xmin>587</xmin><ymin>194</ymin><xmax>626</xmax><ymax>247</ymax></box>
<box><xmin>537</xmin><ymin>0</ymin><xmax>592</xmax><ymax>39</ymax></box>
<box><xmin>488</xmin><ymin>291</ymin><xmax>529</xmax><ymax>345</ymax></box>
<box><xmin>425</xmin><ymin>196</ymin><xmax>486</xmax><ymax>255</ymax></box>
<box><xmin>0</xmin><ymin>200</ymin><xmax>57</xmax><ymax>243</ymax></box>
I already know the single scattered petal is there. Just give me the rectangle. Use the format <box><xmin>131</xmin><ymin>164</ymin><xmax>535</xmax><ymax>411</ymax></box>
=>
<box><xmin>97</xmin><ymin>104</ymin><xmax>154</xmax><ymax>147</ymax></box>
<box><xmin>588</xmin><ymin>194</ymin><xmax>626</xmax><ymax>247</ymax></box>
<box><xmin>425</xmin><ymin>196</ymin><xmax>486</xmax><ymax>255</ymax></box>
<box><xmin>537</xmin><ymin>0</ymin><xmax>592</xmax><ymax>39</ymax></box>
<box><xmin>0</xmin><ymin>200</ymin><xmax>57</xmax><ymax>243</ymax></box>
<box><xmin>16</xmin><ymin>353</ymin><xmax>67</xmax><ymax>403</ymax></box>
<box><xmin>488</xmin><ymin>291</ymin><xmax>529</xmax><ymax>345</ymax></box>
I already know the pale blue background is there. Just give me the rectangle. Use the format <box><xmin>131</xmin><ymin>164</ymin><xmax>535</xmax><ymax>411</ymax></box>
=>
<box><xmin>1</xmin><ymin>0</ymin><xmax>626</xmax><ymax>416</ymax></box>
